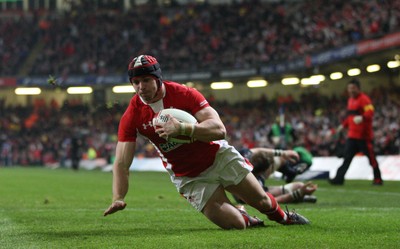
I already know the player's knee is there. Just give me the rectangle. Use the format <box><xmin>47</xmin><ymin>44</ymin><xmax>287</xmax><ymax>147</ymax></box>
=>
<box><xmin>208</xmin><ymin>214</ymin><xmax>246</xmax><ymax>230</ymax></box>
<box><xmin>233</xmin><ymin>222</ymin><xmax>247</xmax><ymax>230</ymax></box>
<box><xmin>225</xmin><ymin>218</ymin><xmax>247</xmax><ymax>230</ymax></box>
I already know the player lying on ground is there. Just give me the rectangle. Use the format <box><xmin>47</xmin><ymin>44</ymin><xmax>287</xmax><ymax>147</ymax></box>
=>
<box><xmin>276</xmin><ymin>146</ymin><xmax>314</xmax><ymax>183</ymax></box>
<box><xmin>236</xmin><ymin>147</ymin><xmax>318</xmax><ymax>204</ymax></box>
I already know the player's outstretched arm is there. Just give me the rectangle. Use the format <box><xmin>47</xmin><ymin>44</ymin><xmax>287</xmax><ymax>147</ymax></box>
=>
<box><xmin>250</xmin><ymin>148</ymin><xmax>299</xmax><ymax>164</ymax></box>
<box><xmin>104</xmin><ymin>141</ymin><xmax>135</xmax><ymax>216</ymax></box>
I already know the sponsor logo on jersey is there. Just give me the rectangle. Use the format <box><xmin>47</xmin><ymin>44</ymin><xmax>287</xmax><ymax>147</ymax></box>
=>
<box><xmin>159</xmin><ymin>141</ymin><xmax>182</xmax><ymax>152</ymax></box>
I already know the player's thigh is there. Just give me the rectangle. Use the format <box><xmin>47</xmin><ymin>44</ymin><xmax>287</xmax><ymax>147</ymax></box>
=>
<box><xmin>226</xmin><ymin>173</ymin><xmax>268</xmax><ymax>207</ymax></box>
<box><xmin>201</xmin><ymin>185</ymin><xmax>243</xmax><ymax>228</ymax></box>
<box><xmin>344</xmin><ymin>139</ymin><xmax>359</xmax><ymax>158</ymax></box>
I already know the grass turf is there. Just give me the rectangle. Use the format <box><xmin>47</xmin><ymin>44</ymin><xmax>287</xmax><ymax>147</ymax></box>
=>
<box><xmin>0</xmin><ymin>166</ymin><xmax>399</xmax><ymax>249</ymax></box>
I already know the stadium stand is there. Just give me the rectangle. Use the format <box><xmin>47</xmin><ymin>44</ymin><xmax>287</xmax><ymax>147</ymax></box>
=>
<box><xmin>0</xmin><ymin>87</ymin><xmax>399</xmax><ymax>166</ymax></box>
<box><xmin>1</xmin><ymin>0</ymin><xmax>399</xmax><ymax>76</ymax></box>
<box><xmin>0</xmin><ymin>0</ymin><xmax>399</xmax><ymax>167</ymax></box>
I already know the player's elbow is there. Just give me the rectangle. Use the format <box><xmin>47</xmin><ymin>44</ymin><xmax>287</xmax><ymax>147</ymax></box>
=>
<box><xmin>216</xmin><ymin>125</ymin><xmax>227</xmax><ymax>140</ymax></box>
<box><xmin>205</xmin><ymin>125</ymin><xmax>226</xmax><ymax>141</ymax></box>
<box><xmin>197</xmin><ymin>120</ymin><xmax>226</xmax><ymax>141</ymax></box>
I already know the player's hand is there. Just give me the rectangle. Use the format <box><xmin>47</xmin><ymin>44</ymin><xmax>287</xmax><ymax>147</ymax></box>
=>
<box><xmin>153</xmin><ymin>114</ymin><xmax>180</xmax><ymax>141</ymax></box>
<box><xmin>162</xmin><ymin>114</ymin><xmax>181</xmax><ymax>137</ymax></box>
<box><xmin>104</xmin><ymin>200</ymin><xmax>127</xmax><ymax>216</ymax></box>
<box><xmin>353</xmin><ymin>115</ymin><xmax>363</xmax><ymax>124</ymax></box>
<box><xmin>282</xmin><ymin>150</ymin><xmax>300</xmax><ymax>164</ymax></box>
<box><xmin>300</xmin><ymin>181</ymin><xmax>318</xmax><ymax>195</ymax></box>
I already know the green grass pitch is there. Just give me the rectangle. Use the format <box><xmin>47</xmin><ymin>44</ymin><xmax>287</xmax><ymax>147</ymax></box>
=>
<box><xmin>1</xmin><ymin>167</ymin><xmax>399</xmax><ymax>249</ymax></box>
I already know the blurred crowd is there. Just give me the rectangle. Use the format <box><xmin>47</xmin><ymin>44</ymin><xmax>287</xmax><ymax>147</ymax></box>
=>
<box><xmin>1</xmin><ymin>0</ymin><xmax>400</xmax><ymax>167</ymax></box>
<box><xmin>1</xmin><ymin>0</ymin><xmax>399</xmax><ymax>76</ymax></box>
<box><xmin>1</xmin><ymin>85</ymin><xmax>399</xmax><ymax>167</ymax></box>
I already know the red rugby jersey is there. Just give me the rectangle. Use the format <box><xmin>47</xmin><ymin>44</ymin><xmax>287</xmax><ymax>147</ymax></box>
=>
<box><xmin>342</xmin><ymin>92</ymin><xmax>375</xmax><ymax>140</ymax></box>
<box><xmin>118</xmin><ymin>81</ymin><xmax>220</xmax><ymax>177</ymax></box>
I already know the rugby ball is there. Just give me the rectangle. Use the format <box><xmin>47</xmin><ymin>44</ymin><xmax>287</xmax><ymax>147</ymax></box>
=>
<box><xmin>153</xmin><ymin>108</ymin><xmax>197</xmax><ymax>143</ymax></box>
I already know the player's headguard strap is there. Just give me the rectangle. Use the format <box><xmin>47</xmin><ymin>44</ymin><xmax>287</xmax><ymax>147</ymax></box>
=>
<box><xmin>128</xmin><ymin>55</ymin><xmax>162</xmax><ymax>81</ymax></box>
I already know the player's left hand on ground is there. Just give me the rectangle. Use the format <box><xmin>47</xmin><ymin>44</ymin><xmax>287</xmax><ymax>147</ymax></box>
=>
<box><xmin>103</xmin><ymin>200</ymin><xmax>127</xmax><ymax>216</ymax></box>
<box><xmin>353</xmin><ymin>115</ymin><xmax>363</xmax><ymax>124</ymax></box>
<box><xmin>282</xmin><ymin>150</ymin><xmax>300</xmax><ymax>163</ymax></box>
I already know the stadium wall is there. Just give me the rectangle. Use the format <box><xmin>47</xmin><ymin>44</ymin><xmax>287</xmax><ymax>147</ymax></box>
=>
<box><xmin>96</xmin><ymin>155</ymin><xmax>400</xmax><ymax>181</ymax></box>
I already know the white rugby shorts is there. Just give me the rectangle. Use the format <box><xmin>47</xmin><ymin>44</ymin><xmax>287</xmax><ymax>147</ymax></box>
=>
<box><xmin>169</xmin><ymin>140</ymin><xmax>253</xmax><ymax>211</ymax></box>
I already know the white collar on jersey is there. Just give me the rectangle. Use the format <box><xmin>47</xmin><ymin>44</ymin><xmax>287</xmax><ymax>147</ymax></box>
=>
<box><xmin>139</xmin><ymin>84</ymin><xmax>166</xmax><ymax>113</ymax></box>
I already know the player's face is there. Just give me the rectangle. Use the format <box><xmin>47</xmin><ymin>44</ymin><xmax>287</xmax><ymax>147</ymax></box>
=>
<box><xmin>347</xmin><ymin>83</ymin><xmax>360</xmax><ymax>98</ymax></box>
<box><xmin>131</xmin><ymin>76</ymin><xmax>158</xmax><ymax>102</ymax></box>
